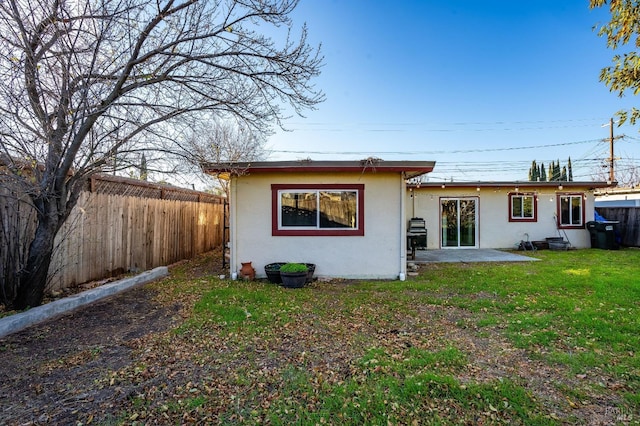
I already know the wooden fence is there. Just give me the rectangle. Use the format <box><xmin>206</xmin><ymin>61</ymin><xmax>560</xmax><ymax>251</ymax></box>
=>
<box><xmin>596</xmin><ymin>207</ymin><xmax>640</xmax><ymax>247</ymax></box>
<box><xmin>1</xmin><ymin>175</ymin><xmax>225</xmax><ymax>294</ymax></box>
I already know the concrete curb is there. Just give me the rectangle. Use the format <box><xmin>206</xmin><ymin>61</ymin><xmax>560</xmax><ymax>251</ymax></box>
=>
<box><xmin>0</xmin><ymin>266</ymin><xmax>169</xmax><ymax>339</ymax></box>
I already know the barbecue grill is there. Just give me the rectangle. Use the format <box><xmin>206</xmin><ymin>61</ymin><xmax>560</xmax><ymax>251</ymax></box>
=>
<box><xmin>408</xmin><ymin>217</ymin><xmax>427</xmax><ymax>249</ymax></box>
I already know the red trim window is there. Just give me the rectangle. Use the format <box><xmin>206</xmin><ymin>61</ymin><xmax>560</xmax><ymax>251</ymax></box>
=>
<box><xmin>271</xmin><ymin>184</ymin><xmax>364</xmax><ymax>236</ymax></box>
<box><xmin>557</xmin><ymin>193</ymin><xmax>585</xmax><ymax>229</ymax></box>
<box><xmin>508</xmin><ymin>192</ymin><xmax>537</xmax><ymax>222</ymax></box>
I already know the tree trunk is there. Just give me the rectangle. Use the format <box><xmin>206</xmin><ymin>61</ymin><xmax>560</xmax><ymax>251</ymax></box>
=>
<box><xmin>13</xmin><ymin>215</ymin><xmax>58</xmax><ymax>310</ymax></box>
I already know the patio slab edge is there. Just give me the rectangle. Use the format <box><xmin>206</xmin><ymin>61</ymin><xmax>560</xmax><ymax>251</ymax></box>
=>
<box><xmin>0</xmin><ymin>266</ymin><xmax>168</xmax><ymax>339</ymax></box>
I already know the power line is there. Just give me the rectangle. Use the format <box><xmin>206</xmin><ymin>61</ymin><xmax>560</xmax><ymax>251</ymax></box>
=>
<box><xmin>267</xmin><ymin>129</ymin><xmax>639</xmax><ymax>181</ymax></box>
<box><xmin>268</xmin><ymin>139</ymin><xmax>603</xmax><ymax>156</ymax></box>
<box><xmin>281</xmin><ymin>117</ymin><xmax>613</xmax><ymax>133</ymax></box>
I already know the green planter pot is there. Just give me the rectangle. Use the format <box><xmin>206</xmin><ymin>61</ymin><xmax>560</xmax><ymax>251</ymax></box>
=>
<box><xmin>280</xmin><ymin>271</ymin><xmax>308</xmax><ymax>288</ymax></box>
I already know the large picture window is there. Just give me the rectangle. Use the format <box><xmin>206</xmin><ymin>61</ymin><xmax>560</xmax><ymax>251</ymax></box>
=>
<box><xmin>557</xmin><ymin>193</ymin><xmax>585</xmax><ymax>228</ymax></box>
<box><xmin>272</xmin><ymin>184</ymin><xmax>364</xmax><ymax>236</ymax></box>
<box><xmin>509</xmin><ymin>193</ymin><xmax>537</xmax><ymax>222</ymax></box>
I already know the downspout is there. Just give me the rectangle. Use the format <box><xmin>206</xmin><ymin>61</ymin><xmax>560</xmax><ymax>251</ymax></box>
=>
<box><xmin>399</xmin><ymin>173</ymin><xmax>407</xmax><ymax>281</ymax></box>
<box><xmin>230</xmin><ymin>176</ymin><xmax>238</xmax><ymax>279</ymax></box>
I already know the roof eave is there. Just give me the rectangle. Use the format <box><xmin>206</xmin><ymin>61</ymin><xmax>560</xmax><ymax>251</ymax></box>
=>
<box><xmin>407</xmin><ymin>181</ymin><xmax>616</xmax><ymax>190</ymax></box>
<box><xmin>201</xmin><ymin>160</ymin><xmax>436</xmax><ymax>180</ymax></box>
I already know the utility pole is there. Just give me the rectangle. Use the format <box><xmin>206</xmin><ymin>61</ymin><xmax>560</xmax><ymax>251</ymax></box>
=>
<box><xmin>609</xmin><ymin>117</ymin><xmax>615</xmax><ymax>183</ymax></box>
<box><xmin>603</xmin><ymin>118</ymin><xmax>621</xmax><ymax>183</ymax></box>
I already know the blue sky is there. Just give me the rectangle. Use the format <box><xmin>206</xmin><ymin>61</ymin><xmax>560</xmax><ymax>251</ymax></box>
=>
<box><xmin>265</xmin><ymin>1</ymin><xmax>640</xmax><ymax>183</ymax></box>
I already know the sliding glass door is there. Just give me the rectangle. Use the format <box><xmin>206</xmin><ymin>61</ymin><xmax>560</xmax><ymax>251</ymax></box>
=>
<box><xmin>441</xmin><ymin>198</ymin><xmax>478</xmax><ymax>248</ymax></box>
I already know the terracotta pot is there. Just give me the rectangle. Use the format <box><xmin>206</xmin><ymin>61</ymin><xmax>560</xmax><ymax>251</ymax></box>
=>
<box><xmin>239</xmin><ymin>262</ymin><xmax>256</xmax><ymax>280</ymax></box>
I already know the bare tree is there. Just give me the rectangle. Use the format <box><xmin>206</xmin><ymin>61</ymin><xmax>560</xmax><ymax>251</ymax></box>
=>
<box><xmin>0</xmin><ymin>168</ymin><xmax>36</xmax><ymax>307</ymax></box>
<box><xmin>591</xmin><ymin>155</ymin><xmax>640</xmax><ymax>187</ymax></box>
<box><xmin>190</xmin><ymin>119</ymin><xmax>268</xmax><ymax>164</ymax></box>
<box><xmin>0</xmin><ymin>0</ymin><xmax>323</xmax><ymax>309</ymax></box>
<box><xmin>177</xmin><ymin>117</ymin><xmax>268</xmax><ymax>193</ymax></box>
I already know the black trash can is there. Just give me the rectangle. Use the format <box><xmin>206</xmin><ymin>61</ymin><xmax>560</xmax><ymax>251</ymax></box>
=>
<box><xmin>586</xmin><ymin>221</ymin><xmax>619</xmax><ymax>250</ymax></box>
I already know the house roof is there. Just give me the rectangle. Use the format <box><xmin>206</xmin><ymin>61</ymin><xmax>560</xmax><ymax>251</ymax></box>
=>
<box><xmin>201</xmin><ymin>160</ymin><xmax>436</xmax><ymax>180</ymax></box>
<box><xmin>594</xmin><ymin>186</ymin><xmax>640</xmax><ymax>196</ymax></box>
<box><xmin>594</xmin><ymin>186</ymin><xmax>640</xmax><ymax>207</ymax></box>
<box><xmin>408</xmin><ymin>181</ymin><xmax>615</xmax><ymax>190</ymax></box>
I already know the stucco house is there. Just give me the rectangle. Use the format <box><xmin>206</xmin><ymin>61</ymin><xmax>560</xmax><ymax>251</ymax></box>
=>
<box><xmin>202</xmin><ymin>160</ymin><xmax>614</xmax><ymax>280</ymax></box>
<box><xmin>202</xmin><ymin>160</ymin><xmax>435</xmax><ymax>281</ymax></box>
<box><xmin>408</xmin><ymin>181</ymin><xmax>614</xmax><ymax>250</ymax></box>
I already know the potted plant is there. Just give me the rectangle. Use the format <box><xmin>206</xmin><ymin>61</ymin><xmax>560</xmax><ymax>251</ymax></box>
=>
<box><xmin>264</xmin><ymin>262</ymin><xmax>286</xmax><ymax>284</ymax></box>
<box><xmin>304</xmin><ymin>263</ymin><xmax>316</xmax><ymax>283</ymax></box>
<box><xmin>279</xmin><ymin>263</ymin><xmax>308</xmax><ymax>288</ymax></box>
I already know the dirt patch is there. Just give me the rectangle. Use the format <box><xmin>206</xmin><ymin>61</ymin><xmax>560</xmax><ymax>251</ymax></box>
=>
<box><xmin>0</xmin><ymin>286</ymin><xmax>179</xmax><ymax>424</ymax></box>
<box><xmin>0</xmin><ymin>251</ymin><xmax>226</xmax><ymax>425</ymax></box>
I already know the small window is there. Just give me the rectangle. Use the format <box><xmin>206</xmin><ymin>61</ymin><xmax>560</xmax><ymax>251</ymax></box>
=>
<box><xmin>272</xmin><ymin>184</ymin><xmax>364</xmax><ymax>236</ymax></box>
<box><xmin>557</xmin><ymin>193</ymin><xmax>584</xmax><ymax>228</ymax></box>
<box><xmin>509</xmin><ymin>193</ymin><xmax>537</xmax><ymax>222</ymax></box>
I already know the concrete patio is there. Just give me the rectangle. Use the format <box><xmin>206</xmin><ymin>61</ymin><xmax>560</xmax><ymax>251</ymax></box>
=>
<box><xmin>410</xmin><ymin>249</ymin><xmax>539</xmax><ymax>263</ymax></box>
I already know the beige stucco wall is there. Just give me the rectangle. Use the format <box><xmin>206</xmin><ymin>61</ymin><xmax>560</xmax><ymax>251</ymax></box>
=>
<box><xmin>407</xmin><ymin>186</ymin><xmax>597</xmax><ymax>249</ymax></box>
<box><xmin>229</xmin><ymin>172</ymin><xmax>407</xmax><ymax>279</ymax></box>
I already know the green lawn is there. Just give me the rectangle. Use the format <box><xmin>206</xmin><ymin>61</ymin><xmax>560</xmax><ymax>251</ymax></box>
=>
<box><xmin>109</xmin><ymin>249</ymin><xmax>639</xmax><ymax>425</ymax></box>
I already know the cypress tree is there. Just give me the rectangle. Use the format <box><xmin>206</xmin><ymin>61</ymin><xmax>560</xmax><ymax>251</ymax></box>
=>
<box><xmin>540</xmin><ymin>162</ymin><xmax>547</xmax><ymax>181</ymax></box>
<box><xmin>567</xmin><ymin>157</ymin><xmax>573</xmax><ymax>181</ymax></box>
<box><xmin>553</xmin><ymin>160</ymin><xmax>561</xmax><ymax>181</ymax></box>
<box><xmin>529</xmin><ymin>160</ymin><xmax>538</xmax><ymax>181</ymax></box>
<box><xmin>140</xmin><ymin>153</ymin><xmax>148</xmax><ymax>181</ymax></box>
<box><xmin>561</xmin><ymin>166</ymin><xmax>567</xmax><ymax>181</ymax></box>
